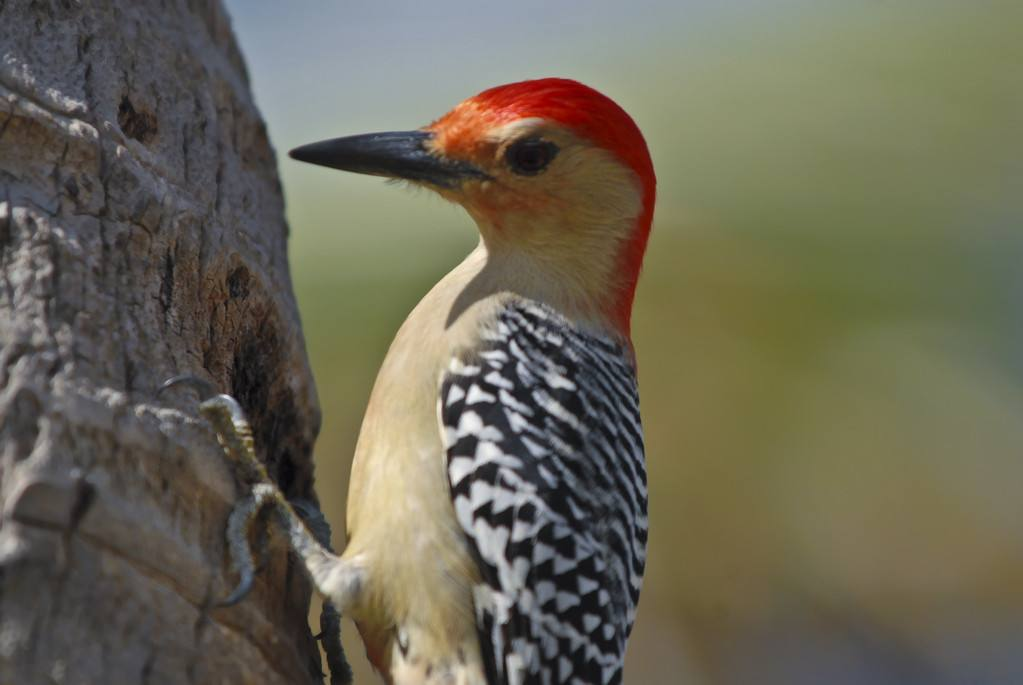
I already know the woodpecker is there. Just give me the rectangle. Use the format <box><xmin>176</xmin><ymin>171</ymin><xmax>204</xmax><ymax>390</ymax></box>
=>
<box><xmin>201</xmin><ymin>78</ymin><xmax>654</xmax><ymax>685</ymax></box>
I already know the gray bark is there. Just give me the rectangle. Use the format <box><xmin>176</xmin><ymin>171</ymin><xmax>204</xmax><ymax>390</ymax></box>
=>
<box><xmin>0</xmin><ymin>1</ymin><xmax>327</xmax><ymax>683</ymax></box>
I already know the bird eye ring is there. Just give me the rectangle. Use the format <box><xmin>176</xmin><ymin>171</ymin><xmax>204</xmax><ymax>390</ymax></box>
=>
<box><xmin>506</xmin><ymin>139</ymin><xmax>559</xmax><ymax>176</ymax></box>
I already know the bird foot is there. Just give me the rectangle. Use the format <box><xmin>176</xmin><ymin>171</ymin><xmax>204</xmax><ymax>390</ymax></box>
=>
<box><xmin>158</xmin><ymin>375</ymin><xmax>359</xmax><ymax>683</ymax></box>
<box><xmin>158</xmin><ymin>375</ymin><xmax>284</xmax><ymax>604</ymax></box>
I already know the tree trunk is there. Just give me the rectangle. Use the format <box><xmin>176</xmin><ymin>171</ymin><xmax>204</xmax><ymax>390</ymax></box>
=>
<box><xmin>0</xmin><ymin>1</ymin><xmax>327</xmax><ymax>683</ymax></box>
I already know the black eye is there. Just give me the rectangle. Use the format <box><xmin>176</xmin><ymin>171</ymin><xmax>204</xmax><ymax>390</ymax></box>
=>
<box><xmin>506</xmin><ymin>138</ymin><xmax>558</xmax><ymax>175</ymax></box>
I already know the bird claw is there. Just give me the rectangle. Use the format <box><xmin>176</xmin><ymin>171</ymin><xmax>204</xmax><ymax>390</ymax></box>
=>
<box><xmin>160</xmin><ymin>376</ymin><xmax>269</xmax><ymax>485</ymax></box>
<box><xmin>158</xmin><ymin>375</ymin><xmax>354</xmax><ymax>682</ymax></box>
<box><xmin>156</xmin><ymin>373</ymin><xmax>219</xmax><ymax>401</ymax></box>
<box><xmin>218</xmin><ymin>574</ymin><xmax>255</xmax><ymax>608</ymax></box>
<box><xmin>217</xmin><ymin>482</ymin><xmax>277</xmax><ymax>605</ymax></box>
<box><xmin>158</xmin><ymin>376</ymin><xmax>276</xmax><ymax>603</ymax></box>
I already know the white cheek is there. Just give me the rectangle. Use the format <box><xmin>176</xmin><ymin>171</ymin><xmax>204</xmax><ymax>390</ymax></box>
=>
<box><xmin>554</xmin><ymin>146</ymin><xmax>644</xmax><ymax>226</ymax></box>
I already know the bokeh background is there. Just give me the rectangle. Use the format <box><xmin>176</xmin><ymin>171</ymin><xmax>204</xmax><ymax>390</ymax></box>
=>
<box><xmin>224</xmin><ymin>1</ymin><xmax>1023</xmax><ymax>683</ymax></box>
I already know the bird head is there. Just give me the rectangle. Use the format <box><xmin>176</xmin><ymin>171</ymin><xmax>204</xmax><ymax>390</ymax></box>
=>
<box><xmin>290</xmin><ymin>78</ymin><xmax>655</xmax><ymax>336</ymax></box>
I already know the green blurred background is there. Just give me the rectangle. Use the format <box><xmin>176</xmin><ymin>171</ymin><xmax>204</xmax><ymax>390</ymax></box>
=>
<box><xmin>224</xmin><ymin>1</ymin><xmax>1023</xmax><ymax>682</ymax></box>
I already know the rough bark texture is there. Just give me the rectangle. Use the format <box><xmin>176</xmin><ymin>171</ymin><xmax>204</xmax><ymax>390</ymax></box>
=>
<box><xmin>0</xmin><ymin>1</ymin><xmax>325</xmax><ymax>683</ymax></box>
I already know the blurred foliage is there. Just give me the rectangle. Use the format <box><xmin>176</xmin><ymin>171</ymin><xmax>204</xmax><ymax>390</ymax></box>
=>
<box><xmin>230</xmin><ymin>0</ymin><xmax>1023</xmax><ymax>682</ymax></box>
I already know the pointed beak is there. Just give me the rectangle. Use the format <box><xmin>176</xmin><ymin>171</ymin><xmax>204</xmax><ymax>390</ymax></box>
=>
<box><xmin>288</xmin><ymin>130</ymin><xmax>489</xmax><ymax>188</ymax></box>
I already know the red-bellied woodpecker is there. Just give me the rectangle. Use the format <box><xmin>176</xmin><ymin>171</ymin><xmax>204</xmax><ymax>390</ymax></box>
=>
<box><xmin>198</xmin><ymin>78</ymin><xmax>655</xmax><ymax>685</ymax></box>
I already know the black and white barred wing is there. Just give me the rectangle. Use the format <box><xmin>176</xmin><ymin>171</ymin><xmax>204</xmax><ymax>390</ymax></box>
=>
<box><xmin>441</xmin><ymin>302</ymin><xmax>648</xmax><ymax>685</ymax></box>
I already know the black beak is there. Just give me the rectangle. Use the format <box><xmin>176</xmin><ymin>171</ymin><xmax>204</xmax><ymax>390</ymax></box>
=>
<box><xmin>288</xmin><ymin>130</ymin><xmax>490</xmax><ymax>188</ymax></box>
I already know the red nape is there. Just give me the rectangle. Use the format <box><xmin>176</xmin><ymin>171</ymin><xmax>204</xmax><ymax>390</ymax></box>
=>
<box><xmin>461</xmin><ymin>78</ymin><xmax>657</xmax><ymax>337</ymax></box>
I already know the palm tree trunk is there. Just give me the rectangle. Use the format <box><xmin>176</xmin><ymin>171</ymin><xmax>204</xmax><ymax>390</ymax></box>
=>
<box><xmin>0</xmin><ymin>1</ymin><xmax>331</xmax><ymax>682</ymax></box>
